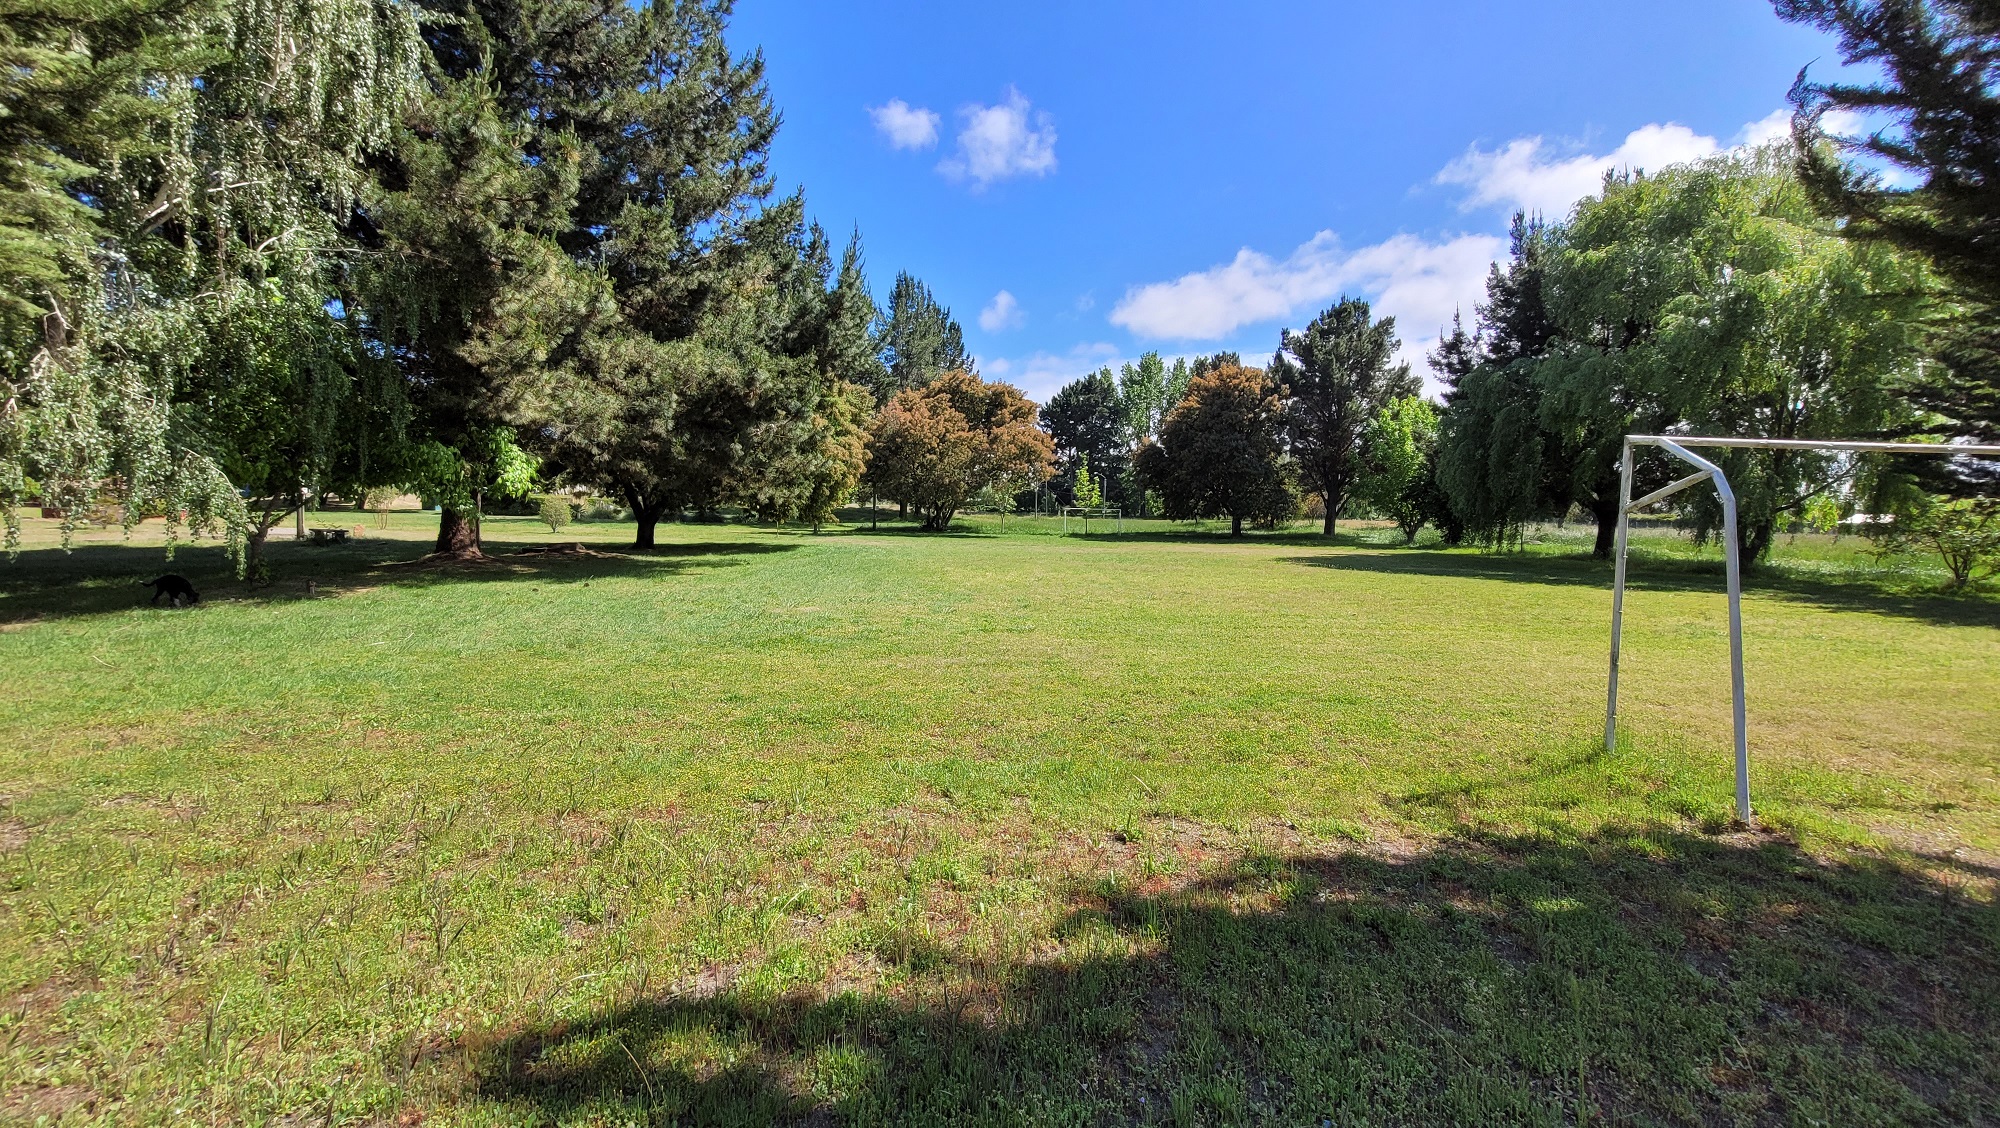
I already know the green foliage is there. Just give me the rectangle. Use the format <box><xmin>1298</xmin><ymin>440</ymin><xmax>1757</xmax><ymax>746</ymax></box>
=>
<box><xmin>536</xmin><ymin>495</ymin><xmax>573</xmax><ymax>533</ymax></box>
<box><xmin>1435</xmin><ymin>218</ymin><xmax>1568</xmax><ymax>551</ymax></box>
<box><xmin>876</xmin><ymin>272</ymin><xmax>972</xmax><ymax>403</ymax></box>
<box><xmin>1778</xmin><ymin>0</ymin><xmax>2000</xmax><ymax>447</ymax></box>
<box><xmin>1869</xmin><ymin>495</ymin><xmax>2000</xmax><ymax>588</ymax></box>
<box><xmin>1271</xmin><ymin>298</ymin><xmax>1418</xmax><ymax>535</ymax></box>
<box><xmin>1072</xmin><ymin>453</ymin><xmax>1104</xmax><ymax>510</ymax></box>
<box><xmin>1360</xmin><ymin>396</ymin><xmax>1440</xmax><ymax>543</ymax></box>
<box><xmin>1802</xmin><ymin>492</ymin><xmax>1845</xmax><ymax>535</ymax></box>
<box><xmin>1439</xmin><ymin>156</ymin><xmax>1936</xmax><ymax>562</ymax></box>
<box><xmin>1</xmin><ymin>0</ymin><xmax>426</xmax><ymax>570</ymax></box>
<box><xmin>1553</xmin><ymin>149</ymin><xmax>1932</xmax><ymax>561</ymax></box>
<box><xmin>1118</xmin><ymin>352</ymin><xmax>1169</xmax><ymax>442</ymax></box>
<box><xmin>1137</xmin><ymin>362</ymin><xmax>1295</xmax><ymax>536</ymax></box>
<box><xmin>405</xmin><ymin>428</ymin><xmax>536</xmax><ymax>512</ymax></box>
<box><xmin>1042</xmin><ymin>368</ymin><xmax>1127</xmax><ymax>509</ymax></box>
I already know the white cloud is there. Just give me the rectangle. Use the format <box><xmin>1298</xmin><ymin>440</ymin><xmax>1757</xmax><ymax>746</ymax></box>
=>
<box><xmin>982</xmin><ymin>342</ymin><xmax>1120</xmax><ymax>404</ymax></box>
<box><xmin>1436</xmin><ymin>123</ymin><xmax>1722</xmax><ymax>218</ymax></box>
<box><xmin>938</xmin><ymin>88</ymin><xmax>1057</xmax><ymax>188</ymax></box>
<box><xmin>1109</xmin><ymin>230</ymin><xmax>1502</xmax><ymax>361</ymax></box>
<box><xmin>1109</xmin><ymin>110</ymin><xmax>1866</xmax><ymax>393</ymax></box>
<box><xmin>869</xmin><ymin>99</ymin><xmax>940</xmax><ymax>150</ymax></box>
<box><xmin>979</xmin><ymin>290</ymin><xmax>1024</xmax><ymax>333</ymax></box>
<box><xmin>1737</xmin><ymin>108</ymin><xmax>1795</xmax><ymax>148</ymax></box>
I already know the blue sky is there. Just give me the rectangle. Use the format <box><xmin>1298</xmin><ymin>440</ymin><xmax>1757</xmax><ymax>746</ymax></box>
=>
<box><xmin>729</xmin><ymin>0</ymin><xmax>1854</xmax><ymax>402</ymax></box>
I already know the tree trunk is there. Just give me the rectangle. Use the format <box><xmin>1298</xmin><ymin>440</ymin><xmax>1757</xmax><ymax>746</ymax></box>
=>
<box><xmin>245</xmin><ymin>526</ymin><xmax>270</xmax><ymax>581</ymax></box>
<box><xmin>1322</xmin><ymin>509</ymin><xmax>1336</xmax><ymax>537</ymax></box>
<box><xmin>435</xmin><ymin>506</ymin><xmax>481</xmax><ymax>557</ymax></box>
<box><xmin>1591</xmin><ymin>496</ymin><xmax>1620</xmax><ymax>559</ymax></box>
<box><xmin>1740</xmin><ymin>519</ymin><xmax>1774</xmax><ymax>567</ymax></box>
<box><xmin>1231</xmin><ymin>513</ymin><xmax>1243</xmax><ymax>537</ymax></box>
<box><xmin>633</xmin><ymin>502</ymin><xmax>668</xmax><ymax>549</ymax></box>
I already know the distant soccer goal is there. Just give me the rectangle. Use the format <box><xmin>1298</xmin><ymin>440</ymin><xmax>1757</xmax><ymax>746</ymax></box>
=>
<box><xmin>1059</xmin><ymin>506</ymin><xmax>1123</xmax><ymax>534</ymax></box>
<box><xmin>1606</xmin><ymin>435</ymin><xmax>2000</xmax><ymax>825</ymax></box>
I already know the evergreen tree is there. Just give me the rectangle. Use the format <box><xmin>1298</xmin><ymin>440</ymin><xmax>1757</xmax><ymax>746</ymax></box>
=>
<box><xmin>371</xmin><ymin>0</ymin><xmax>800</xmax><ymax>553</ymax></box>
<box><xmin>876</xmin><ymin>272</ymin><xmax>972</xmax><ymax>403</ymax></box>
<box><xmin>1778</xmin><ymin>0</ymin><xmax>2000</xmax><ymax>447</ymax></box>
<box><xmin>1270</xmin><ymin>298</ymin><xmax>1418</xmax><ymax>536</ymax></box>
<box><xmin>1433</xmin><ymin>215</ymin><xmax>1572</xmax><ymax>549</ymax></box>
<box><xmin>1040</xmin><ymin>367</ymin><xmax>1127</xmax><ymax>508</ymax></box>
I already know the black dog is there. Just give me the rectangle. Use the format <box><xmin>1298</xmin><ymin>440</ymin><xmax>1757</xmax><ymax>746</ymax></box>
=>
<box><xmin>141</xmin><ymin>574</ymin><xmax>200</xmax><ymax>607</ymax></box>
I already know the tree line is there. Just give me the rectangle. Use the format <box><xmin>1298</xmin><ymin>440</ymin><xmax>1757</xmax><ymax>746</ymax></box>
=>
<box><xmin>0</xmin><ymin>0</ymin><xmax>1008</xmax><ymax>572</ymax></box>
<box><xmin>1031</xmin><ymin>0</ymin><xmax>2000</xmax><ymax>570</ymax></box>
<box><xmin>2</xmin><ymin>0</ymin><xmax>1995</xmax><ymax>579</ymax></box>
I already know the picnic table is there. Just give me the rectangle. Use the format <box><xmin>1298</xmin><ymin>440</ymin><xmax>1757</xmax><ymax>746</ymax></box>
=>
<box><xmin>307</xmin><ymin>527</ymin><xmax>350</xmax><ymax>545</ymax></box>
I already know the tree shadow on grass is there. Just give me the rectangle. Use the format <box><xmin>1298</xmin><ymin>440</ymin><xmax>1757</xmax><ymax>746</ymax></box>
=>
<box><xmin>0</xmin><ymin>536</ymin><xmax>797</xmax><ymax>624</ymax></box>
<box><xmin>1279</xmin><ymin>549</ymin><xmax>2000</xmax><ymax>631</ymax></box>
<box><xmin>452</xmin><ymin>826</ymin><xmax>1998</xmax><ymax>1126</ymax></box>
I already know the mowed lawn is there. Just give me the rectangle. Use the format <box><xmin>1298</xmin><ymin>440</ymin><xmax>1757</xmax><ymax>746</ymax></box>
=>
<box><xmin>1</xmin><ymin>513</ymin><xmax>1996</xmax><ymax>1126</ymax></box>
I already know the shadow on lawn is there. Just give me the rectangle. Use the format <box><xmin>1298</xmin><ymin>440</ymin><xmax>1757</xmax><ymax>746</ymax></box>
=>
<box><xmin>456</xmin><ymin>826</ymin><xmax>1998</xmax><ymax>1126</ymax></box>
<box><xmin>0</xmin><ymin>536</ymin><xmax>796</xmax><ymax>623</ymax></box>
<box><xmin>1280</xmin><ymin>549</ymin><xmax>2000</xmax><ymax>631</ymax></box>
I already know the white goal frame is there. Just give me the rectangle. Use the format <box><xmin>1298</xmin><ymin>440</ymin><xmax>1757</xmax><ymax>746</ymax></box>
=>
<box><xmin>1606</xmin><ymin>435</ymin><xmax>2000</xmax><ymax>825</ymax></box>
<box><xmin>1059</xmin><ymin>506</ymin><xmax>1123</xmax><ymax>534</ymax></box>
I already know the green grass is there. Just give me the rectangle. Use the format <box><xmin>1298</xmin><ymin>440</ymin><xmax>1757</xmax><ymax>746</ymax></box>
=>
<box><xmin>0</xmin><ymin>511</ymin><xmax>1995</xmax><ymax>1125</ymax></box>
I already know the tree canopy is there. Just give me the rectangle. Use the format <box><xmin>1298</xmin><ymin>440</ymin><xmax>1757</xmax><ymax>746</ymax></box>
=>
<box><xmin>1137</xmin><ymin>363</ymin><xmax>1294</xmax><ymax>537</ymax></box>
<box><xmin>863</xmin><ymin>370</ymin><xmax>1052</xmax><ymax>532</ymax></box>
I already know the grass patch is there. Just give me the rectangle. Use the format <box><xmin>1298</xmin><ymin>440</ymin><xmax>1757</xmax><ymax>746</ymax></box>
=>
<box><xmin>0</xmin><ymin>512</ymin><xmax>1994</xmax><ymax>1123</ymax></box>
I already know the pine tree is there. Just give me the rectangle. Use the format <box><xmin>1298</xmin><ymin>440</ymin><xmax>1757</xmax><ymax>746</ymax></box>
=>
<box><xmin>1040</xmin><ymin>368</ymin><xmax>1127</xmax><ymax>507</ymax></box>
<box><xmin>876</xmin><ymin>272</ymin><xmax>972</xmax><ymax>403</ymax></box>
<box><xmin>1777</xmin><ymin>0</ymin><xmax>2000</xmax><ymax>447</ymax></box>
<box><xmin>1270</xmin><ymin>298</ymin><xmax>1418</xmax><ymax>536</ymax></box>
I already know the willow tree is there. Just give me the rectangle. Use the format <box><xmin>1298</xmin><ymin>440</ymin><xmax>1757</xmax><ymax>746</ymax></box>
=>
<box><xmin>2</xmin><ymin>0</ymin><xmax>426</xmax><ymax>566</ymax></box>
<box><xmin>1543</xmin><ymin>149</ymin><xmax>1932</xmax><ymax>561</ymax></box>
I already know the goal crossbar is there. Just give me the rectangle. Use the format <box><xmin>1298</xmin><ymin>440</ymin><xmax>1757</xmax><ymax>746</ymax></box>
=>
<box><xmin>1606</xmin><ymin>434</ymin><xmax>2000</xmax><ymax>826</ymax></box>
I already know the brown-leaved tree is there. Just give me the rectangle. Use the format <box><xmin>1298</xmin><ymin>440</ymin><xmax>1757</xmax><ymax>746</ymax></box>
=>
<box><xmin>863</xmin><ymin>371</ymin><xmax>1053</xmax><ymax>532</ymax></box>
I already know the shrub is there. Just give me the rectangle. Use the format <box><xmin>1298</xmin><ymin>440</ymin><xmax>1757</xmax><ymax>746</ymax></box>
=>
<box><xmin>537</xmin><ymin>494</ymin><xmax>573</xmax><ymax>533</ymax></box>
<box><xmin>1869</xmin><ymin>496</ymin><xmax>2000</xmax><ymax>588</ymax></box>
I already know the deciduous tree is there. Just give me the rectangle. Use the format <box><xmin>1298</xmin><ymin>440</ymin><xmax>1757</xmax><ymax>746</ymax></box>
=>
<box><xmin>863</xmin><ymin>371</ymin><xmax>1052</xmax><ymax>532</ymax></box>
<box><xmin>1136</xmin><ymin>363</ymin><xmax>1293</xmax><ymax>537</ymax></box>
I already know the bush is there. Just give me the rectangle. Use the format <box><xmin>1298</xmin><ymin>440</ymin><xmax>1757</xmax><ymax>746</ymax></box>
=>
<box><xmin>575</xmin><ymin>497</ymin><xmax>627</xmax><ymax>523</ymax></box>
<box><xmin>1869</xmin><ymin>496</ymin><xmax>2000</xmax><ymax>588</ymax></box>
<box><xmin>537</xmin><ymin>494</ymin><xmax>573</xmax><ymax>532</ymax></box>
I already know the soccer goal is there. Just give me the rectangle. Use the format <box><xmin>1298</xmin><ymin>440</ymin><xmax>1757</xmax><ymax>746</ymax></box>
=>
<box><xmin>1059</xmin><ymin>506</ymin><xmax>1123</xmax><ymax>534</ymax></box>
<box><xmin>1605</xmin><ymin>434</ymin><xmax>2000</xmax><ymax>825</ymax></box>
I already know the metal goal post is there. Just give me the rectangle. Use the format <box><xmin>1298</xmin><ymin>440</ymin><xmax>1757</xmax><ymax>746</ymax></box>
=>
<box><xmin>1059</xmin><ymin>506</ymin><xmax>1123</xmax><ymax>534</ymax></box>
<box><xmin>1606</xmin><ymin>435</ymin><xmax>2000</xmax><ymax>826</ymax></box>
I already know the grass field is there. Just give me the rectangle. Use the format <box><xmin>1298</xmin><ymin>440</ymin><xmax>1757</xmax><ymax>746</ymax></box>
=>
<box><xmin>1</xmin><ymin>510</ymin><xmax>1996</xmax><ymax>1125</ymax></box>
